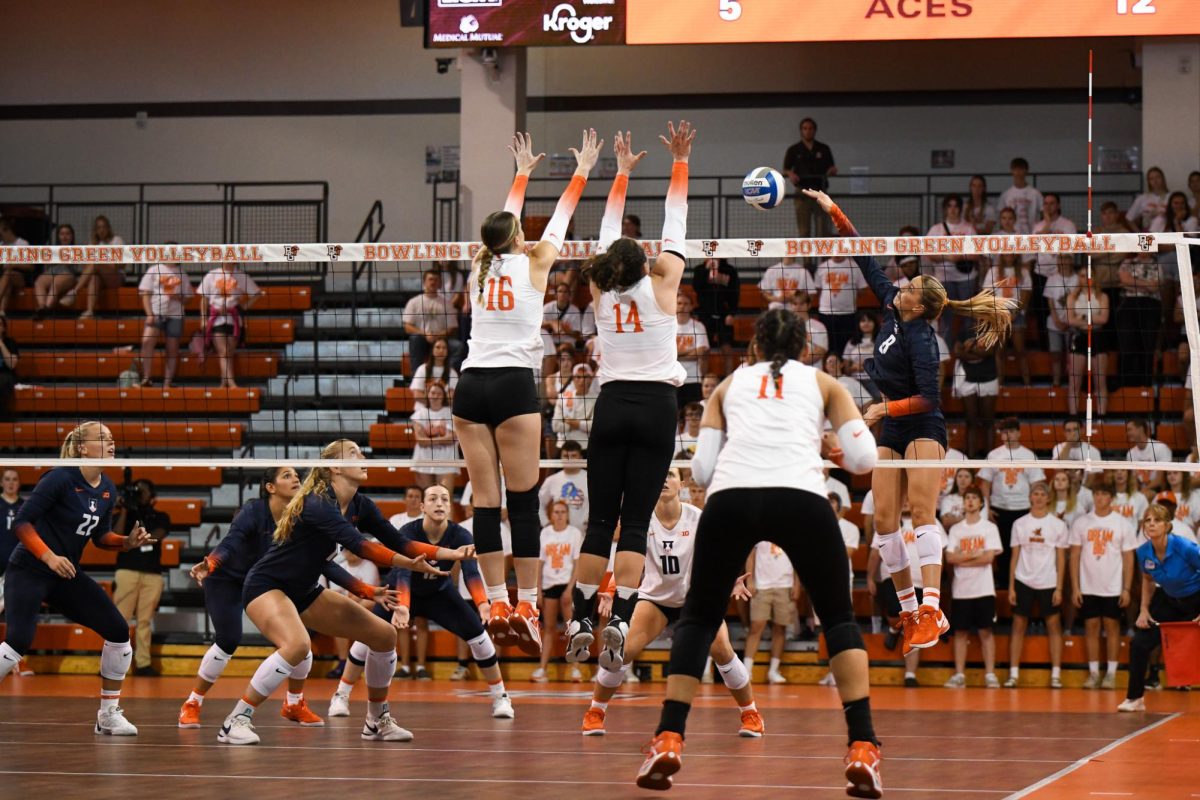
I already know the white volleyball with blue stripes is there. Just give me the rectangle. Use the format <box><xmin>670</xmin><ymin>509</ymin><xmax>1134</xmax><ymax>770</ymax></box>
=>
<box><xmin>742</xmin><ymin>167</ymin><xmax>786</xmax><ymax>211</ymax></box>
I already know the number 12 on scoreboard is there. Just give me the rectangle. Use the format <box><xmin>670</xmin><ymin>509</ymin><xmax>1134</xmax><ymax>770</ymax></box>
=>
<box><xmin>1116</xmin><ymin>0</ymin><xmax>1156</xmax><ymax>13</ymax></box>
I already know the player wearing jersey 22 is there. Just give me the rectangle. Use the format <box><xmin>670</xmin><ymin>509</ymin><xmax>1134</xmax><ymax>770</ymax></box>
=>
<box><xmin>453</xmin><ymin>131</ymin><xmax>601</xmax><ymax>657</ymax></box>
<box><xmin>806</xmin><ymin>188</ymin><xmax>1016</xmax><ymax>656</ymax></box>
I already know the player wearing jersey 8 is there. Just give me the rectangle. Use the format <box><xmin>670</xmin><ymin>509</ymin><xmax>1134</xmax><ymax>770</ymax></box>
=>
<box><xmin>636</xmin><ymin>309</ymin><xmax>882</xmax><ymax>797</ymax></box>
<box><xmin>565</xmin><ymin>122</ymin><xmax>694</xmax><ymax>673</ymax></box>
<box><xmin>582</xmin><ymin>467</ymin><xmax>763</xmax><ymax>738</ymax></box>
<box><xmin>806</xmin><ymin>188</ymin><xmax>1016</xmax><ymax>656</ymax></box>
<box><xmin>453</xmin><ymin>131</ymin><xmax>602</xmax><ymax>656</ymax></box>
<box><xmin>0</xmin><ymin>422</ymin><xmax>156</xmax><ymax>735</ymax></box>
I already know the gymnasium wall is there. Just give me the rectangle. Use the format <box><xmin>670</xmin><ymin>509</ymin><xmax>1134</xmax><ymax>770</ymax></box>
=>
<box><xmin>0</xmin><ymin>0</ymin><xmax>1145</xmax><ymax>241</ymax></box>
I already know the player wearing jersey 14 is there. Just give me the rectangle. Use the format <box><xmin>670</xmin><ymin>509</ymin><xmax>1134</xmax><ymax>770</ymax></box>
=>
<box><xmin>636</xmin><ymin>309</ymin><xmax>883</xmax><ymax>798</ymax></box>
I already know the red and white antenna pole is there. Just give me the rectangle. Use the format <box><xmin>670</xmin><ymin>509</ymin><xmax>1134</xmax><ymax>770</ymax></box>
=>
<box><xmin>1085</xmin><ymin>49</ymin><xmax>1095</xmax><ymax>440</ymax></box>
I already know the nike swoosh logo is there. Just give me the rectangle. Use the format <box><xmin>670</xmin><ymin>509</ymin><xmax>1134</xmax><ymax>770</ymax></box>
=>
<box><xmin>853</xmin><ymin>430</ymin><xmax>865</xmax><ymax>437</ymax></box>
<box><xmin>220</xmin><ymin>724</ymin><xmax>231</xmax><ymax>735</ymax></box>
<box><xmin>364</xmin><ymin>723</ymin><xmax>378</xmax><ymax>734</ymax></box>
<box><xmin>274</xmin><ymin>668</ymin><xmax>287</xmax><ymax>675</ymax></box>
<box><xmin>214</xmin><ymin>656</ymin><xmax>228</xmax><ymax>662</ymax></box>
<box><xmin>1</xmin><ymin>655</ymin><xmax>14</xmax><ymax>662</ymax></box>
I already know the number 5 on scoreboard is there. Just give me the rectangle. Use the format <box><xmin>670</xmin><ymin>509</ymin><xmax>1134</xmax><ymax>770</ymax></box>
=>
<box><xmin>718</xmin><ymin>0</ymin><xmax>742</xmax><ymax>21</ymax></box>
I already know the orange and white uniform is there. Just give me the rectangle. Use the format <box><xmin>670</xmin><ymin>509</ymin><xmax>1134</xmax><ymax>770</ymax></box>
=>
<box><xmin>462</xmin><ymin>253</ymin><xmax>545</xmax><ymax>371</ymax></box>
<box><xmin>595</xmin><ymin>276</ymin><xmax>685</xmax><ymax>387</ymax></box>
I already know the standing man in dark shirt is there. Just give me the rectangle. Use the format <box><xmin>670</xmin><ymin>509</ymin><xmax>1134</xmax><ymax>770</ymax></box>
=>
<box><xmin>0</xmin><ymin>317</ymin><xmax>19</xmax><ymax>422</ymax></box>
<box><xmin>782</xmin><ymin>118</ymin><xmax>838</xmax><ymax>239</ymax></box>
<box><xmin>114</xmin><ymin>479</ymin><xmax>171</xmax><ymax>676</ymax></box>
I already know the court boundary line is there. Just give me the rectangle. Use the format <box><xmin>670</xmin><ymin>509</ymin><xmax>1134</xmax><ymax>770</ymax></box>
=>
<box><xmin>1002</xmin><ymin>712</ymin><xmax>1181</xmax><ymax>800</ymax></box>
<box><xmin>0</xmin><ymin>768</ymin><xmax>1011</xmax><ymax>794</ymax></box>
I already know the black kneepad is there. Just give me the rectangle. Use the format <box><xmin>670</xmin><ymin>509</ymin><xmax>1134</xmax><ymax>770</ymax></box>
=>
<box><xmin>615</xmin><ymin>525</ymin><xmax>648</xmax><ymax>556</ymax></box>
<box><xmin>824</xmin><ymin>621</ymin><xmax>866</xmax><ymax>658</ymax></box>
<box><xmin>471</xmin><ymin>507</ymin><xmax>504</xmax><ymax>555</ymax></box>
<box><xmin>505</xmin><ymin>488</ymin><xmax>540</xmax><ymax>559</ymax></box>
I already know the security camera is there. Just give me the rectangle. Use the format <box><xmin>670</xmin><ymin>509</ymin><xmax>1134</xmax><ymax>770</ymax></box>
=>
<box><xmin>481</xmin><ymin>47</ymin><xmax>498</xmax><ymax>66</ymax></box>
<box><xmin>436</xmin><ymin>57</ymin><xmax>454</xmax><ymax>75</ymax></box>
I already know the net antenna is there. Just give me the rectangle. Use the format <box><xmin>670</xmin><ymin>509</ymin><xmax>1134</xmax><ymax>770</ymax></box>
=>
<box><xmin>1085</xmin><ymin>48</ymin><xmax>1096</xmax><ymax>440</ymax></box>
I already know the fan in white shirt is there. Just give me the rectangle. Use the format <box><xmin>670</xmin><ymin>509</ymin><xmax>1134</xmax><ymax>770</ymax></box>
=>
<box><xmin>1049</xmin><ymin>470</ymin><xmax>1092</xmax><ymax>528</ymax></box>
<box><xmin>675</xmin><ymin>293</ymin><xmax>711</xmax><ymax>394</ymax></box>
<box><xmin>758</xmin><ymin>258</ymin><xmax>816</xmax><ymax>310</ymax></box>
<box><xmin>922</xmin><ymin>196</ymin><xmax>979</xmax><ymax>286</ymax></box>
<box><xmin>999</xmin><ymin>161</ymin><xmax>1043</xmax><ymax>234</ymax></box>
<box><xmin>1125</xmin><ymin>168</ymin><xmax>1169</xmax><ymax>231</ymax></box>
<box><xmin>1005</xmin><ymin>482</ymin><xmax>1069</xmax><ymax>687</ymax></box>
<box><xmin>1051</xmin><ymin>418</ymin><xmax>1103</xmax><ymax>474</ymax></box>
<box><xmin>785</xmin><ymin>292</ymin><xmax>827</xmax><ymax>365</ymax></box>
<box><xmin>1163</xmin><ymin>472</ymin><xmax>1200</xmax><ymax>531</ymax></box>
<box><xmin>1030</xmin><ymin>194</ymin><xmax>1078</xmax><ymax>279</ymax></box>
<box><xmin>977</xmin><ymin>421</ymin><xmax>1045</xmax><ymax>585</ymax></box>
<box><xmin>538</xmin><ymin>442</ymin><xmax>589</xmax><ymax>532</ymax></box>
<box><xmin>1124</xmin><ymin>419</ymin><xmax>1175</xmax><ymax>491</ymax></box>
<box><xmin>387</xmin><ymin>486</ymin><xmax>425</xmax><ymax>531</ymax></box>
<box><xmin>943</xmin><ymin>489</ymin><xmax>1003</xmax><ymax>686</ymax></box>
<box><xmin>815</xmin><ymin>256</ymin><xmax>867</xmax><ymax>316</ymax></box>
<box><xmin>938</xmin><ymin>467</ymin><xmax>990</xmax><ymax>530</ymax></box>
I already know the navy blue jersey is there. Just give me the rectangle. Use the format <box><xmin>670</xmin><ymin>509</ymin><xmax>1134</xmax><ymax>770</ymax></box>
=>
<box><xmin>855</xmin><ymin>254</ymin><xmax>943</xmax><ymax>415</ymax></box>
<box><xmin>246</xmin><ymin>489</ymin><xmax>431</xmax><ymax>595</ymax></box>
<box><xmin>212</xmin><ymin>496</ymin><xmax>385</xmax><ymax>594</ymax></box>
<box><xmin>10</xmin><ymin>468</ymin><xmax>117</xmax><ymax>576</ymax></box>
<box><xmin>385</xmin><ymin>520</ymin><xmax>483</xmax><ymax>604</ymax></box>
<box><xmin>0</xmin><ymin>494</ymin><xmax>24</xmax><ymax>566</ymax></box>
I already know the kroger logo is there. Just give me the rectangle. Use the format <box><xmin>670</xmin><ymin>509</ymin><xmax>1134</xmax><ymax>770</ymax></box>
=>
<box><xmin>543</xmin><ymin>3</ymin><xmax>613</xmax><ymax>44</ymax></box>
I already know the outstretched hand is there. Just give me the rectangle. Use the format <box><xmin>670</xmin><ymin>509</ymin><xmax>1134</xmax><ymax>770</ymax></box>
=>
<box><xmin>189</xmin><ymin>559</ymin><xmax>211</xmax><ymax>586</ymax></box>
<box><xmin>801</xmin><ymin>189</ymin><xmax>835</xmax><ymax>213</ymax></box>
<box><xmin>508</xmin><ymin>132</ymin><xmax>545</xmax><ymax>177</ymax></box>
<box><xmin>124</xmin><ymin>523</ymin><xmax>159</xmax><ymax>551</ymax></box>
<box><xmin>569</xmin><ymin>128</ymin><xmax>604</xmax><ymax>173</ymax></box>
<box><xmin>659</xmin><ymin>120</ymin><xmax>696</xmax><ymax>162</ymax></box>
<box><xmin>409</xmin><ymin>554</ymin><xmax>449</xmax><ymax>577</ymax></box>
<box><xmin>614</xmin><ymin>130</ymin><xmax>647</xmax><ymax>176</ymax></box>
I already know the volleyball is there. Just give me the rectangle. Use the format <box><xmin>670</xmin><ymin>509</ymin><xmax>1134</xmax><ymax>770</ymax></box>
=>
<box><xmin>742</xmin><ymin>167</ymin><xmax>786</xmax><ymax>211</ymax></box>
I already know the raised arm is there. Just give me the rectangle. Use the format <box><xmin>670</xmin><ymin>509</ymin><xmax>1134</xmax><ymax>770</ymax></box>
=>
<box><xmin>503</xmin><ymin>132</ymin><xmax>545</xmax><ymax>216</ymax></box>
<box><xmin>802</xmin><ymin>189</ymin><xmax>894</xmax><ymax>305</ymax></box>
<box><xmin>650</xmin><ymin>120</ymin><xmax>695</xmax><ymax>293</ymax></box>
<box><xmin>530</xmin><ymin>128</ymin><xmax>602</xmax><ymax>273</ymax></box>
<box><xmin>597</xmin><ymin>131</ymin><xmax>645</xmax><ymax>251</ymax></box>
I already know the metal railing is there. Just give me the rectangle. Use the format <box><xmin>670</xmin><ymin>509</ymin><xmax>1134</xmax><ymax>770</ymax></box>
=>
<box><xmin>432</xmin><ymin>170</ymin><xmax>1144</xmax><ymax>244</ymax></box>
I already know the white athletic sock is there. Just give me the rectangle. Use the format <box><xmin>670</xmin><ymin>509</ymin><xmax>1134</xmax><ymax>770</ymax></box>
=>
<box><xmin>742</xmin><ymin>655</ymin><xmax>753</xmax><ymax>672</ymax></box>
<box><xmin>769</xmin><ymin>657</ymin><xmax>781</xmax><ymax>674</ymax></box>
<box><xmin>904</xmin><ymin>672</ymin><xmax>917</xmax><ymax>681</ymax></box>
<box><xmin>367</xmin><ymin>700</ymin><xmax>389</xmax><ymax>720</ymax></box>
<box><xmin>517</xmin><ymin>587</ymin><xmax>538</xmax><ymax>605</ymax></box>
<box><xmin>1009</xmin><ymin>667</ymin><xmax>1020</xmax><ymax>679</ymax></box>
<box><xmin>1088</xmin><ymin>661</ymin><xmax>1100</xmax><ymax>676</ymax></box>
<box><xmin>1107</xmin><ymin>660</ymin><xmax>1119</xmax><ymax>676</ymax></box>
<box><xmin>590</xmin><ymin>700</ymin><xmax>608</xmax><ymax>711</ymax></box>
<box><xmin>576</xmin><ymin>582</ymin><xmax>599</xmax><ymax>600</ymax></box>
<box><xmin>336</xmin><ymin>678</ymin><xmax>354</xmax><ymax>698</ymax></box>
<box><xmin>615</xmin><ymin>586</ymin><xmax>636</xmax><ymax>600</ymax></box>
<box><xmin>232</xmin><ymin>698</ymin><xmax>257</xmax><ymax>718</ymax></box>
<box><xmin>286</xmin><ymin>691</ymin><xmax>303</xmax><ymax>706</ymax></box>
<box><xmin>739</xmin><ymin>701</ymin><xmax>757</xmax><ymax>713</ymax></box>
<box><xmin>1051</xmin><ymin>666</ymin><xmax>1062</xmax><ymax>679</ymax></box>
<box><xmin>188</xmin><ymin>691</ymin><xmax>205</xmax><ymax>705</ymax></box>
<box><xmin>896</xmin><ymin>586</ymin><xmax>919</xmax><ymax>614</ymax></box>
<box><xmin>100</xmin><ymin>688</ymin><xmax>120</xmax><ymax>712</ymax></box>
<box><xmin>488</xmin><ymin>678</ymin><xmax>506</xmax><ymax>698</ymax></box>
<box><xmin>921</xmin><ymin>588</ymin><xmax>941</xmax><ymax>612</ymax></box>
<box><xmin>486</xmin><ymin>584</ymin><xmax>509</xmax><ymax>603</ymax></box>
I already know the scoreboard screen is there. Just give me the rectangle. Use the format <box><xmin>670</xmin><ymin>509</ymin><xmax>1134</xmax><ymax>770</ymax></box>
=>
<box><xmin>427</xmin><ymin>0</ymin><xmax>626</xmax><ymax>47</ymax></box>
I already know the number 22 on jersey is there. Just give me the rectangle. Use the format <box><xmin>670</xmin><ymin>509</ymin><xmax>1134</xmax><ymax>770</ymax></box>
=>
<box><xmin>484</xmin><ymin>276</ymin><xmax>514</xmax><ymax>311</ymax></box>
<box><xmin>612</xmin><ymin>300</ymin><xmax>643</xmax><ymax>333</ymax></box>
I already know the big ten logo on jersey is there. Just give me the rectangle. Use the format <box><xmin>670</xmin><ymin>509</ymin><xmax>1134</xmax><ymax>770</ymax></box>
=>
<box><xmin>612</xmin><ymin>300</ymin><xmax>643</xmax><ymax>333</ymax></box>
<box><xmin>483</xmin><ymin>275</ymin><xmax>514</xmax><ymax>311</ymax></box>
<box><xmin>659</xmin><ymin>541</ymin><xmax>681</xmax><ymax>575</ymax></box>
<box><xmin>1002</xmin><ymin>468</ymin><xmax>1022</xmax><ymax>487</ymax></box>
<box><xmin>958</xmin><ymin>536</ymin><xmax>985</xmax><ymax>555</ymax></box>
<box><xmin>1087</xmin><ymin>527</ymin><xmax>1114</xmax><ymax>557</ymax></box>
<box><xmin>545</xmin><ymin>541</ymin><xmax>572</xmax><ymax>570</ymax></box>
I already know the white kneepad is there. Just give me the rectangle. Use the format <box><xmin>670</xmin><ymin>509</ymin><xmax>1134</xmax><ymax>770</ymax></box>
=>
<box><xmin>596</xmin><ymin>664</ymin><xmax>629</xmax><ymax>688</ymax></box>
<box><xmin>875</xmin><ymin>530</ymin><xmax>910</xmax><ymax>575</ymax></box>
<box><xmin>100</xmin><ymin>640</ymin><xmax>133</xmax><ymax>681</ymax></box>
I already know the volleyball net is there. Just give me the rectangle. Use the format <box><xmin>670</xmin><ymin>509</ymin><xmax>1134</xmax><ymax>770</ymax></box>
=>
<box><xmin>3</xmin><ymin>233</ymin><xmax>1198</xmax><ymax>499</ymax></box>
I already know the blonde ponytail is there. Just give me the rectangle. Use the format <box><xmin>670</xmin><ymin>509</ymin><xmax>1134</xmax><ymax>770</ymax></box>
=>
<box><xmin>273</xmin><ymin>438</ymin><xmax>356</xmax><ymax>543</ymax></box>
<box><xmin>60</xmin><ymin>420</ymin><xmax>104</xmax><ymax>458</ymax></box>
<box><xmin>918</xmin><ymin>277</ymin><xmax>1018</xmax><ymax>351</ymax></box>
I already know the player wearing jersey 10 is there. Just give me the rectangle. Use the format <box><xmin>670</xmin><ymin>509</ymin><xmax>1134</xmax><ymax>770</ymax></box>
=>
<box><xmin>636</xmin><ymin>309</ymin><xmax>883</xmax><ymax>798</ymax></box>
<box><xmin>581</xmin><ymin>467</ymin><xmax>763</xmax><ymax>737</ymax></box>
<box><xmin>453</xmin><ymin>131</ymin><xmax>602</xmax><ymax>656</ymax></box>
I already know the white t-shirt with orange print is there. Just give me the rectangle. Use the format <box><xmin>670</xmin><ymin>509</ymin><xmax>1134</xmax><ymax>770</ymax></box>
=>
<box><xmin>978</xmin><ymin>446</ymin><xmax>1045</xmax><ymax>511</ymax></box>
<box><xmin>1069</xmin><ymin>511</ymin><xmax>1136</xmax><ymax>597</ymax></box>
<box><xmin>816</xmin><ymin>258</ymin><xmax>867</xmax><ymax>315</ymax></box>
<box><xmin>946</xmin><ymin>518</ymin><xmax>1003</xmax><ymax>599</ymax></box>
<box><xmin>539</xmin><ymin>524</ymin><xmax>583</xmax><ymax>589</ymax></box>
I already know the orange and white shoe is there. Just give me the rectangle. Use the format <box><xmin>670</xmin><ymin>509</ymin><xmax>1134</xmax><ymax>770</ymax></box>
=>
<box><xmin>845</xmin><ymin>740</ymin><xmax>883</xmax><ymax>799</ymax></box>
<box><xmin>509</xmin><ymin>601</ymin><xmax>542</xmax><ymax>657</ymax></box>
<box><xmin>582</xmin><ymin>706</ymin><xmax>607</xmax><ymax>736</ymax></box>
<box><xmin>636</xmin><ymin>731</ymin><xmax>684</xmax><ymax>791</ymax></box>
<box><xmin>178</xmin><ymin>699</ymin><xmax>202</xmax><ymax>729</ymax></box>
<box><xmin>738</xmin><ymin>708</ymin><xmax>765</xmax><ymax>738</ymax></box>
<box><xmin>899</xmin><ymin>611</ymin><xmax>917</xmax><ymax>656</ymax></box>
<box><xmin>909</xmin><ymin>605</ymin><xmax>949</xmax><ymax>650</ymax></box>
<box><xmin>281</xmin><ymin>698</ymin><xmax>325</xmax><ymax>727</ymax></box>
<box><xmin>488</xmin><ymin>600</ymin><xmax>517</xmax><ymax>648</ymax></box>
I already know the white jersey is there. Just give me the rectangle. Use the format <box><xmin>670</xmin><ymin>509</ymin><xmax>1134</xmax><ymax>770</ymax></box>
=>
<box><xmin>461</xmin><ymin>253</ymin><xmax>545</xmax><ymax>371</ymax></box>
<box><xmin>708</xmin><ymin>360</ymin><xmax>826</xmax><ymax>497</ymax></box>
<box><xmin>594</xmin><ymin>275</ymin><xmax>685</xmax><ymax>387</ymax></box>
<box><xmin>639</xmin><ymin>503</ymin><xmax>702</xmax><ymax>608</ymax></box>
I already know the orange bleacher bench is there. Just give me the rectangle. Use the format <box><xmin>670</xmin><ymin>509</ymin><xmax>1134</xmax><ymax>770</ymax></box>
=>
<box><xmin>0</xmin><ymin>421</ymin><xmax>242</xmax><ymax>450</ymax></box>
<box><xmin>364</xmin><ymin>465</ymin><xmax>433</xmax><ymax>489</ymax></box>
<box><xmin>12</xmin><ymin>465</ymin><xmax>222</xmax><ymax>488</ymax></box>
<box><xmin>1001</xmin><ymin>350</ymin><xmax>1180</xmax><ymax>379</ymax></box>
<box><xmin>944</xmin><ymin>421</ymin><xmax>1187</xmax><ymax>454</ymax></box>
<box><xmin>12</xmin><ymin>284</ymin><xmax>312</xmax><ymax>313</ymax></box>
<box><xmin>13</xmin><ymin>386</ymin><xmax>261</xmax><ymax>416</ymax></box>
<box><xmin>7</xmin><ymin>317</ymin><xmax>295</xmax><ymax>346</ymax></box>
<box><xmin>18</xmin><ymin>351</ymin><xmax>279</xmax><ymax>380</ymax></box>
<box><xmin>384</xmin><ymin>388</ymin><xmax>417</xmax><ymax>415</ymax></box>
<box><xmin>81</xmin><ymin>537</ymin><xmax>183</xmax><ymax>567</ymax></box>
<box><xmin>369</xmin><ymin>424</ymin><xmax>417</xmax><ymax>452</ymax></box>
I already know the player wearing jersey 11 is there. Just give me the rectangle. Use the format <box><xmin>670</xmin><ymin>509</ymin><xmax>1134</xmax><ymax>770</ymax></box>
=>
<box><xmin>181</xmin><ymin>466</ymin><xmax>393</xmax><ymax>729</ymax></box>
<box><xmin>0</xmin><ymin>422</ymin><xmax>156</xmax><ymax>735</ymax></box>
<box><xmin>636</xmin><ymin>309</ymin><xmax>883</xmax><ymax>798</ymax></box>
<box><xmin>330</xmin><ymin>484</ymin><xmax>514</xmax><ymax>720</ymax></box>
<box><xmin>582</xmin><ymin>466</ymin><xmax>763</xmax><ymax>737</ymax></box>
<box><xmin>216</xmin><ymin>439</ymin><xmax>468</xmax><ymax>746</ymax></box>
<box><xmin>806</xmin><ymin>188</ymin><xmax>1016</xmax><ymax>655</ymax></box>
<box><xmin>565</xmin><ymin>122</ymin><xmax>694</xmax><ymax>672</ymax></box>
<box><xmin>453</xmin><ymin>131</ymin><xmax>602</xmax><ymax>656</ymax></box>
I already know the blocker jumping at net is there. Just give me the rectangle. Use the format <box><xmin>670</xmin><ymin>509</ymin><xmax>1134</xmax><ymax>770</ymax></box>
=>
<box><xmin>565</xmin><ymin>121</ymin><xmax>694</xmax><ymax>672</ymax></box>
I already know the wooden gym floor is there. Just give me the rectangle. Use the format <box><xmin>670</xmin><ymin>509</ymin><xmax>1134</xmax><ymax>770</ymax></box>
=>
<box><xmin>2</xmin><ymin>676</ymin><xmax>1197</xmax><ymax>799</ymax></box>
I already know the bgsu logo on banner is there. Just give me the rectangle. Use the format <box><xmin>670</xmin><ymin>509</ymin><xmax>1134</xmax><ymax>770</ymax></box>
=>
<box><xmin>543</xmin><ymin>3</ymin><xmax>614</xmax><ymax>44</ymax></box>
<box><xmin>746</xmin><ymin>239</ymin><xmax>764</xmax><ymax>256</ymax></box>
<box><xmin>327</xmin><ymin>245</ymin><xmax>343</xmax><ymax>262</ymax></box>
<box><xmin>283</xmin><ymin>245</ymin><xmax>300</xmax><ymax>262</ymax></box>
<box><xmin>702</xmin><ymin>241</ymin><xmax>719</xmax><ymax>257</ymax></box>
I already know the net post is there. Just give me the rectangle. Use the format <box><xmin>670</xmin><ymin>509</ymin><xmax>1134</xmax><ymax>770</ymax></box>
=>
<box><xmin>1177</xmin><ymin>243</ymin><xmax>1200</xmax><ymax>439</ymax></box>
